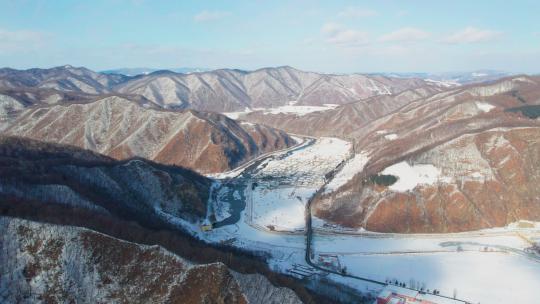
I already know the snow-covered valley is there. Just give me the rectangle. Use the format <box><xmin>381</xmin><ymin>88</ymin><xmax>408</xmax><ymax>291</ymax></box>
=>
<box><xmin>173</xmin><ymin>136</ymin><xmax>540</xmax><ymax>304</ymax></box>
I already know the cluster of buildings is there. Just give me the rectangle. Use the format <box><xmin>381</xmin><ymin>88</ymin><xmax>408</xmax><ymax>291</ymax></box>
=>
<box><xmin>376</xmin><ymin>286</ymin><xmax>467</xmax><ymax>304</ymax></box>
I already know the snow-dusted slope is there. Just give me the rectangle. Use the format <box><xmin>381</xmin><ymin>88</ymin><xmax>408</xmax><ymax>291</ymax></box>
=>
<box><xmin>115</xmin><ymin>66</ymin><xmax>436</xmax><ymax>112</ymax></box>
<box><xmin>0</xmin><ymin>136</ymin><xmax>212</xmax><ymax>223</ymax></box>
<box><xmin>3</xmin><ymin>96</ymin><xmax>296</xmax><ymax>173</ymax></box>
<box><xmin>240</xmin><ymin>85</ymin><xmax>443</xmax><ymax>137</ymax></box>
<box><xmin>0</xmin><ymin>216</ymin><xmax>302</xmax><ymax>304</ymax></box>
<box><xmin>311</xmin><ymin>76</ymin><xmax>540</xmax><ymax>233</ymax></box>
<box><xmin>0</xmin><ymin>65</ymin><xmax>129</xmax><ymax>94</ymax></box>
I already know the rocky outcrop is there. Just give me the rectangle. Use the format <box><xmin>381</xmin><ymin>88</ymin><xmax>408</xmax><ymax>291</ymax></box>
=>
<box><xmin>0</xmin><ymin>216</ymin><xmax>303</xmax><ymax>304</ymax></box>
<box><xmin>2</xmin><ymin>96</ymin><xmax>296</xmax><ymax>173</ymax></box>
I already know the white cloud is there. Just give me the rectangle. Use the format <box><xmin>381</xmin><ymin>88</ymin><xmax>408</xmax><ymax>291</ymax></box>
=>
<box><xmin>194</xmin><ymin>10</ymin><xmax>230</xmax><ymax>22</ymax></box>
<box><xmin>321</xmin><ymin>23</ymin><xmax>370</xmax><ymax>47</ymax></box>
<box><xmin>442</xmin><ymin>27</ymin><xmax>502</xmax><ymax>44</ymax></box>
<box><xmin>379</xmin><ymin>27</ymin><xmax>430</xmax><ymax>43</ymax></box>
<box><xmin>0</xmin><ymin>28</ymin><xmax>49</xmax><ymax>53</ymax></box>
<box><xmin>338</xmin><ymin>7</ymin><xmax>377</xmax><ymax>18</ymax></box>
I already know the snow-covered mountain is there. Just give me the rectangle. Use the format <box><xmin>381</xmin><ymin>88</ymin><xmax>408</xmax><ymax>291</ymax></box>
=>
<box><xmin>238</xmin><ymin>76</ymin><xmax>540</xmax><ymax>233</ymax></box>
<box><xmin>102</xmin><ymin>67</ymin><xmax>211</xmax><ymax>76</ymax></box>
<box><xmin>1</xmin><ymin>216</ymin><xmax>303</xmax><ymax>304</ymax></box>
<box><xmin>115</xmin><ymin>66</ymin><xmax>435</xmax><ymax>112</ymax></box>
<box><xmin>373</xmin><ymin>70</ymin><xmax>511</xmax><ymax>86</ymax></box>
<box><xmin>0</xmin><ymin>65</ymin><xmax>129</xmax><ymax>94</ymax></box>
<box><xmin>0</xmin><ymin>136</ymin><xmax>335</xmax><ymax>304</ymax></box>
<box><xmin>2</xmin><ymin>96</ymin><xmax>295</xmax><ymax>173</ymax></box>
<box><xmin>0</xmin><ymin>65</ymin><xmax>441</xmax><ymax>112</ymax></box>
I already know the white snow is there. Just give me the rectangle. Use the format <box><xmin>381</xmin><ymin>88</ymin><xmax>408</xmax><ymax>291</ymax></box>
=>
<box><xmin>384</xmin><ymin>133</ymin><xmax>398</xmax><ymax>140</ymax></box>
<box><xmin>212</xmin><ymin>185</ymin><xmax>232</xmax><ymax>222</ymax></box>
<box><xmin>254</xmin><ymin>137</ymin><xmax>351</xmax><ymax>186</ymax></box>
<box><xmin>324</xmin><ymin>152</ymin><xmax>369</xmax><ymax>194</ymax></box>
<box><xmin>339</xmin><ymin>252</ymin><xmax>540</xmax><ymax>304</ymax></box>
<box><xmin>223</xmin><ymin>107</ymin><xmax>253</xmax><ymax>119</ymax></box>
<box><xmin>475</xmin><ymin>101</ymin><xmax>495</xmax><ymax>112</ymax></box>
<box><xmin>249</xmin><ymin>137</ymin><xmax>351</xmax><ymax>231</ymax></box>
<box><xmin>262</xmin><ymin>104</ymin><xmax>339</xmax><ymax>116</ymax></box>
<box><xmin>154</xmin><ymin>133</ymin><xmax>540</xmax><ymax>304</ymax></box>
<box><xmin>472</xmin><ymin>72</ymin><xmax>488</xmax><ymax>77</ymax></box>
<box><xmin>312</xmin><ymin>229</ymin><xmax>540</xmax><ymax>304</ymax></box>
<box><xmin>223</xmin><ymin>104</ymin><xmax>339</xmax><ymax>119</ymax></box>
<box><xmin>381</xmin><ymin>161</ymin><xmax>440</xmax><ymax>192</ymax></box>
<box><xmin>424</xmin><ymin>78</ymin><xmax>460</xmax><ymax>88</ymax></box>
<box><xmin>250</xmin><ymin>186</ymin><xmax>315</xmax><ymax>231</ymax></box>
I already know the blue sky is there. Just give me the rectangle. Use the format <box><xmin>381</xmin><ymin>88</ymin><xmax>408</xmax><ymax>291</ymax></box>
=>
<box><xmin>1</xmin><ymin>0</ymin><xmax>539</xmax><ymax>73</ymax></box>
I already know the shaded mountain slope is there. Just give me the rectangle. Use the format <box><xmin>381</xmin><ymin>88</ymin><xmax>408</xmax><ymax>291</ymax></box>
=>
<box><xmin>0</xmin><ymin>136</ymin><xmax>212</xmax><ymax>224</ymax></box>
<box><xmin>0</xmin><ymin>137</ymin><xmax>339</xmax><ymax>304</ymax></box>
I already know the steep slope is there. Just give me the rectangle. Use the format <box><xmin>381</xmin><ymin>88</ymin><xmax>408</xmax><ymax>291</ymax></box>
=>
<box><xmin>311</xmin><ymin>76</ymin><xmax>540</xmax><ymax>233</ymax></box>
<box><xmin>0</xmin><ymin>65</ymin><xmax>129</xmax><ymax>94</ymax></box>
<box><xmin>2</xmin><ymin>96</ymin><xmax>296</xmax><ymax>173</ymax></box>
<box><xmin>0</xmin><ymin>136</ymin><xmax>212</xmax><ymax>224</ymax></box>
<box><xmin>0</xmin><ymin>217</ymin><xmax>302</xmax><ymax>304</ymax></box>
<box><xmin>115</xmin><ymin>66</ymin><xmax>436</xmax><ymax>111</ymax></box>
<box><xmin>0</xmin><ymin>138</ymin><xmax>328</xmax><ymax>304</ymax></box>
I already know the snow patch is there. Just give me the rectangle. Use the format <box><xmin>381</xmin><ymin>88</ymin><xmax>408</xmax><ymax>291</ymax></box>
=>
<box><xmin>475</xmin><ymin>101</ymin><xmax>495</xmax><ymax>113</ymax></box>
<box><xmin>324</xmin><ymin>152</ymin><xmax>370</xmax><ymax>194</ymax></box>
<box><xmin>262</xmin><ymin>104</ymin><xmax>339</xmax><ymax>116</ymax></box>
<box><xmin>223</xmin><ymin>104</ymin><xmax>339</xmax><ymax>119</ymax></box>
<box><xmin>381</xmin><ymin>161</ymin><xmax>441</xmax><ymax>192</ymax></box>
<box><xmin>425</xmin><ymin>78</ymin><xmax>460</xmax><ymax>88</ymax></box>
<box><xmin>384</xmin><ymin>133</ymin><xmax>398</xmax><ymax>140</ymax></box>
<box><xmin>223</xmin><ymin>107</ymin><xmax>253</xmax><ymax>119</ymax></box>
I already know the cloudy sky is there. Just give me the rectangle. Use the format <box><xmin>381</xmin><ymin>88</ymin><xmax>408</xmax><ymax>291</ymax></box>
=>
<box><xmin>1</xmin><ymin>0</ymin><xmax>539</xmax><ymax>73</ymax></box>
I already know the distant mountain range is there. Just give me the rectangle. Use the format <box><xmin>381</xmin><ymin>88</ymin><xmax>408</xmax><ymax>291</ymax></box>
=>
<box><xmin>0</xmin><ymin>65</ymin><xmax>443</xmax><ymax>112</ymax></box>
<box><xmin>1</xmin><ymin>63</ymin><xmax>540</xmax><ymax>304</ymax></box>
<box><xmin>371</xmin><ymin>70</ymin><xmax>512</xmax><ymax>85</ymax></box>
<box><xmin>101</xmin><ymin>67</ymin><xmax>211</xmax><ymax>76</ymax></box>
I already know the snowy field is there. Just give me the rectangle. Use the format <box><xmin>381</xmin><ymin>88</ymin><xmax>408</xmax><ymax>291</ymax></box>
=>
<box><xmin>312</xmin><ymin>229</ymin><xmax>540</xmax><ymax>304</ymax></box>
<box><xmin>338</xmin><ymin>252</ymin><xmax>540</xmax><ymax>304</ymax></box>
<box><xmin>250</xmin><ymin>186</ymin><xmax>316</xmax><ymax>231</ymax></box>
<box><xmin>313</xmin><ymin>231</ymin><xmax>534</xmax><ymax>254</ymax></box>
<box><xmin>223</xmin><ymin>104</ymin><xmax>339</xmax><ymax>119</ymax></box>
<box><xmin>168</xmin><ymin>135</ymin><xmax>540</xmax><ymax>304</ymax></box>
<box><xmin>324</xmin><ymin>152</ymin><xmax>369</xmax><ymax>194</ymax></box>
<box><xmin>381</xmin><ymin>161</ymin><xmax>442</xmax><ymax>192</ymax></box>
<box><xmin>248</xmin><ymin>137</ymin><xmax>351</xmax><ymax>231</ymax></box>
<box><xmin>251</xmin><ymin>137</ymin><xmax>351</xmax><ymax>186</ymax></box>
